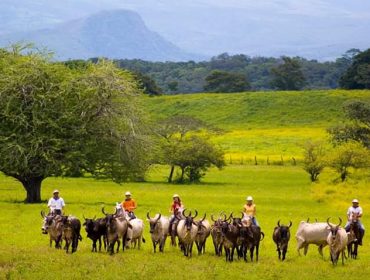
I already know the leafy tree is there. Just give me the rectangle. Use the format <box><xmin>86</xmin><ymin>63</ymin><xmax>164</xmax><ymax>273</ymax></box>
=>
<box><xmin>133</xmin><ymin>71</ymin><xmax>162</xmax><ymax>96</ymax></box>
<box><xmin>270</xmin><ymin>57</ymin><xmax>306</xmax><ymax>90</ymax></box>
<box><xmin>339</xmin><ymin>48</ymin><xmax>370</xmax><ymax>89</ymax></box>
<box><xmin>155</xmin><ymin>115</ymin><xmax>223</xmax><ymax>183</ymax></box>
<box><xmin>0</xmin><ymin>46</ymin><xmax>150</xmax><ymax>203</ymax></box>
<box><xmin>329</xmin><ymin>142</ymin><xmax>370</xmax><ymax>182</ymax></box>
<box><xmin>204</xmin><ymin>70</ymin><xmax>250</xmax><ymax>93</ymax></box>
<box><xmin>164</xmin><ymin>136</ymin><xmax>225</xmax><ymax>183</ymax></box>
<box><xmin>302</xmin><ymin>141</ymin><xmax>326</xmax><ymax>182</ymax></box>
<box><xmin>328</xmin><ymin>100</ymin><xmax>370</xmax><ymax>148</ymax></box>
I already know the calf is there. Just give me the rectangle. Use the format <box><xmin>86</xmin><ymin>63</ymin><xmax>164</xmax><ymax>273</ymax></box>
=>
<box><xmin>147</xmin><ymin>212</ymin><xmax>169</xmax><ymax>253</ymax></box>
<box><xmin>327</xmin><ymin>218</ymin><xmax>348</xmax><ymax>265</ymax></box>
<box><xmin>210</xmin><ymin>214</ymin><xmax>224</xmax><ymax>256</ymax></box>
<box><xmin>194</xmin><ymin>214</ymin><xmax>211</xmax><ymax>255</ymax></box>
<box><xmin>41</xmin><ymin>211</ymin><xmax>63</xmax><ymax>249</ymax></box>
<box><xmin>126</xmin><ymin>218</ymin><xmax>145</xmax><ymax>249</ymax></box>
<box><xmin>83</xmin><ymin>216</ymin><xmax>107</xmax><ymax>252</ymax></box>
<box><xmin>272</xmin><ymin>220</ymin><xmax>292</xmax><ymax>261</ymax></box>
<box><xmin>60</xmin><ymin>215</ymin><xmax>82</xmax><ymax>254</ymax></box>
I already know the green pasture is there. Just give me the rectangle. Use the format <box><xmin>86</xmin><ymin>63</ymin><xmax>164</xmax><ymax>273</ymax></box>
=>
<box><xmin>1</xmin><ymin>165</ymin><xmax>369</xmax><ymax>280</ymax></box>
<box><xmin>145</xmin><ymin>89</ymin><xmax>370</xmax><ymax>159</ymax></box>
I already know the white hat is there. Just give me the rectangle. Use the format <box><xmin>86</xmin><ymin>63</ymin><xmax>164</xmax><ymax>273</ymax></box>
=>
<box><xmin>53</xmin><ymin>189</ymin><xmax>59</xmax><ymax>194</ymax></box>
<box><xmin>125</xmin><ymin>191</ymin><xmax>131</xmax><ymax>196</ymax></box>
<box><xmin>173</xmin><ymin>194</ymin><xmax>180</xmax><ymax>198</ymax></box>
<box><xmin>352</xmin><ymin>199</ymin><xmax>359</xmax><ymax>203</ymax></box>
<box><xmin>246</xmin><ymin>196</ymin><xmax>253</xmax><ymax>201</ymax></box>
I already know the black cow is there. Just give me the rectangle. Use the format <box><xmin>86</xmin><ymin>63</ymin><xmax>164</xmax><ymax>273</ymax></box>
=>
<box><xmin>272</xmin><ymin>220</ymin><xmax>292</xmax><ymax>261</ymax></box>
<box><xmin>83</xmin><ymin>216</ymin><xmax>107</xmax><ymax>252</ymax></box>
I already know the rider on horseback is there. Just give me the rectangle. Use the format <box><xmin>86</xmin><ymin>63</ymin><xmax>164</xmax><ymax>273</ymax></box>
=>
<box><xmin>345</xmin><ymin>199</ymin><xmax>365</xmax><ymax>245</ymax></box>
<box><xmin>169</xmin><ymin>194</ymin><xmax>184</xmax><ymax>236</ymax></box>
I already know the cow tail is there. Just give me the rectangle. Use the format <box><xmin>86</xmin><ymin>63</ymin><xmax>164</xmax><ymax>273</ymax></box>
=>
<box><xmin>142</xmin><ymin>237</ymin><xmax>146</xmax><ymax>243</ymax></box>
<box><xmin>260</xmin><ymin>232</ymin><xmax>265</xmax><ymax>241</ymax></box>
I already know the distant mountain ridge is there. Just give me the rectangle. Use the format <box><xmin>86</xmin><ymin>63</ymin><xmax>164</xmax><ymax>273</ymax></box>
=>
<box><xmin>0</xmin><ymin>9</ymin><xmax>202</xmax><ymax>61</ymax></box>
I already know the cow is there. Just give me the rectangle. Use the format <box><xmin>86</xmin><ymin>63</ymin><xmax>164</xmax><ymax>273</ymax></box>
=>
<box><xmin>83</xmin><ymin>216</ymin><xmax>107</xmax><ymax>252</ymax></box>
<box><xmin>60</xmin><ymin>215</ymin><xmax>82</xmax><ymax>253</ymax></box>
<box><xmin>272</xmin><ymin>220</ymin><xmax>292</xmax><ymax>261</ymax></box>
<box><xmin>176</xmin><ymin>209</ymin><xmax>198</xmax><ymax>257</ymax></box>
<box><xmin>327</xmin><ymin>218</ymin><xmax>348</xmax><ymax>265</ymax></box>
<box><xmin>240</xmin><ymin>223</ymin><xmax>264</xmax><ymax>262</ymax></box>
<box><xmin>126</xmin><ymin>218</ymin><xmax>145</xmax><ymax>249</ymax></box>
<box><xmin>295</xmin><ymin>220</ymin><xmax>331</xmax><ymax>256</ymax></box>
<box><xmin>220</xmin><ymin>218</ymin><xmax>240</xmax><ymax>262</ymax></box>
<box><xmin>194</xmin><ymin>214</ymin><xmax>211</xmax><ymax>255</ymax></box>
<box><xmin>102</xmin><ymin>207</ymin><xmax>130</xmax><ymax>255</ymax></box>
<box><xmin>147</xmin><ymin>212</ymin><xmax>169</xmax><ymax>253</ymax></box>
<box><xmin>41</xmin><ymin>211</ymin><xmax>63</xmax><ymax>249</ymax></box>
<box><xmin>210</xmin><ymin>213</ymin><xmax>225</xmax><ymax>256</ymax></box>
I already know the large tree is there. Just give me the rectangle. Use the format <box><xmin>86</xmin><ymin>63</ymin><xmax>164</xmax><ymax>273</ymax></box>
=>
<box><xmin>339</xmin><ymin>48</ymin><xmax>370</xmax><ymax>89</ymax></box>
<box><xmin>204</xmin><ymin>70</ymin><xmax>250</xmax><ymax>93</ymax></box>
<box><xmin>0</xmin><ymin>46</ymin><xmax>150</xmax><ymax>203</ymax></box>
<box><xmin>328</xmin><ymin>100</ymin><xmax>370</xmax><ymax>148</ymax></box>
<box><xmin>270</xmin><ymin>57</ymin><xmax>306</xmax><ymax>90</ymax></box>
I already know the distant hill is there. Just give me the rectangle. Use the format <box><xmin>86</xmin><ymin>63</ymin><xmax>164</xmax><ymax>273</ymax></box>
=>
<box><xmin>0</xmin><ymin>9</ymin><xmax>201</xmax><ymax>61</ymax></box>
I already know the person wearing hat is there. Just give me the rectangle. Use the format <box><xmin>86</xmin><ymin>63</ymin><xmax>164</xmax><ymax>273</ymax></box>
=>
<box><xmin>345</xmin><ymin>199</ymin><xmax>365</xmax><ymax>245</ymax></box>
<box><xmin>243</xmin><ymin>196</ymin><xmax>259</xmax><ymax>227</ymax></box>
<box><xmin>47</xmin><ymin>190</ymin><xmax>65</xmax><ymax>215</ymax></box>
<box><xmin>121</xmin><ymin>191</ymin><xmax>137</xmax><ymax>219</ymax></box>
<box><xmin>169</xmin><ymin>194</ymin><xmax>184</xmax><ymax>235</ymax></box>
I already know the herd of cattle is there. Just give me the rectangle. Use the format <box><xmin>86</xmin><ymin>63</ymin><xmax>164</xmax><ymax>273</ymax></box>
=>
<box><xmin>41</xmin><ymin>208</ymin><xmax>363</xmax><ymax>265</ymax></box>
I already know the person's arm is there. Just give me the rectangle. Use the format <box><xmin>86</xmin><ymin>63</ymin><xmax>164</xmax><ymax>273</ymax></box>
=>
<box><xmin>347</xmin><ymin>208</ymin><xmax>351</xmax><ymax>220</ymax></box>
<box><xmin>358</xmin><ymin>208</ymin><xmax>363</xmax><ymax>218</ymax></box>
<box><xmin>132</xmin><ymin>200</ymin><xmax>137</xmax><ymax>211</ymax></box>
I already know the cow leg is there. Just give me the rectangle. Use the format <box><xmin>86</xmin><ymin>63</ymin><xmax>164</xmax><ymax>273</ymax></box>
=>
<box><xmin>256</xmin><ymin>244</ymin><xmax>259</xmax><ymax>262</ymax></box>
<box><xmin>92</xmin><ymin>239</ymin><xmax>96</xmax><ymax>252</ymax></box>
<box><xmin>202</xmin><ymin>241</ymin><xmax>206</xmax><ymax>254</ymax></box>
<box><xmin>152</xmin><ymin>240</ymin><xmax>157</xmax><ymax>253</ymax></box>
<box><xmin>250</xmin><ymin>246</ymin><xmax>254</xmax><ymax>262</ymax></box>
<box><xmin>277</xmin><ymin>246</ymin><xmax>281</xmax><ymax>260</ymax></box>
<box><xmin>116</xmin><ymin>239</ymin><xmax>121</xmax><ymax>253</ymax></box>
<box><xmin>98</xmin><ymin>237</ymin><xmax>102</xmax><ymax>252</ymax></box>
<box><xmin>304</xmin><ymin>244</ymin><xmax>309</xmax><ymax>256</ymax></box>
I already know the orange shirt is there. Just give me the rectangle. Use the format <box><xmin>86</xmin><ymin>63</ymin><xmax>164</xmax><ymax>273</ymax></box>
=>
<box><xmin>122</xmin><ymin>199</ymin><xmax>137</xmax><ymax>212</ymax></box>
<box><xmin>243</xmin><ymin>203</ymin><xmax>256</xmax><ymax>217</ymax></box>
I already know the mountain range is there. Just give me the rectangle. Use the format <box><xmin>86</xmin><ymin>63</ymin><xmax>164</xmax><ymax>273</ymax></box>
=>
<box><xmin>0</xmin><ymin>0</ymin><xmax>369</xmax><ymax>61</ymax></box>
<box><xmin>0</xmin><ymin>9</ymin><xmax>199</xmax><ymax>61</ymax></box>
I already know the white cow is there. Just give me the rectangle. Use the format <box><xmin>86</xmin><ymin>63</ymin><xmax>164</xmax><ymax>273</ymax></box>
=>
<box><xmin>147</xmin><ymin>213</ymin><xmax>169</xmax><ymax>253</ymax></box>
<box><xmin>326</xmin><ymin>218</ymin><xmax>348</xmax><ymax>265</ymax></box>
<box><xmin>177</xmin><ymin>210</ymin><xmax>199</xmax><ymax>257</ymax></box>
<box><xmin>295</xmin><ymin>220</ymin><xmax>331</xmax><ymax>256</ymax></box>
<box><xmin>126</xmin><ymin>218</ymin><xmax>145</xmax><ymax>249</ymax></box>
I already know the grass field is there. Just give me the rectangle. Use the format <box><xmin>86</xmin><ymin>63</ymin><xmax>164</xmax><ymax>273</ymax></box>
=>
<box><xmin>1</xmin><ymin>165</ymin><xmax>369</xmax><ymax>280</ymax></box>
<box><xmin>1</xmin><ymin>89</ymin><xmax>370</xmax><ymax>279</ymax></box>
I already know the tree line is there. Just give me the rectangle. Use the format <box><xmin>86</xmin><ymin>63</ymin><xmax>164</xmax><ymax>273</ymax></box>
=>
<box><xmin>111</xmin><ymin>48</ymin><xmax>369</xmax><ymax>94</ymax></box>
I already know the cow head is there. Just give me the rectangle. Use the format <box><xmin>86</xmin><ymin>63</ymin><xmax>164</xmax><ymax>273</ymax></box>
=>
<box><xmin>41</xmin><ymin>211</ymin><xmax>56</xmax><ymax>234</ymax></box>
<box><xmin>327</xmin><ymin>217</ymin><xmax>342</xmax><ymax>241</ymax></box>
<box><xmin>182</xmin><ymin>209</ymin><xmax>198</xmax><ymax>232</ymax></box>
<box><xmin>83</xmin><ymin>215</ymin><xmax>96</xmax><ymax>233</ymax></box>
<box><xmin>147</xmin><ymin>212</ymin><xmax>161</xmax><ymax>234</ymax></box>
<box><xmin>276</xmin><ymin>220</ymin><xmax>292</xmax><ymax>240</ymax></box>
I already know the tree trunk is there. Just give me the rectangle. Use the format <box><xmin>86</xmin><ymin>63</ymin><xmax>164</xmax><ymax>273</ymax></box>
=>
<box><xmin>168</xmin><ymin>165</ymin><xmax>175</xmax><ymax>183</ymax></box>
<box><xmin>180</xmin><ymin>167</ymin><xmax>185</xmax><ymax>183</ymax></box>
<box><xmin>16</xmin><ymin>176</ymin><xmax>44</xmax><ymax>203</ymax></box>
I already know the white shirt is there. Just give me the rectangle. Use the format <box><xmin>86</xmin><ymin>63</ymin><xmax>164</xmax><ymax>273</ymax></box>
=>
<box><xmin>48</xmin><ymin>197</ymin><xmax>65</xmax><ymax>211</ymax></box>
<box><xmin>347</xmin><ymin>206</ymin><xmax>363</xmax><ymax>220</ymax></box>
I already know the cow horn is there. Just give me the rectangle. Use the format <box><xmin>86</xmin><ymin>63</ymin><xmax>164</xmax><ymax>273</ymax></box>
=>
<box><xmin>193</xmin><ymin>210</ymin><xmax>198</xmax><ymax>219</ymax></box>
<box><xmin>306</xmin><ymin>218</ymin><xmax>310</xmax><ymax>223</ymax></box>
<box><xmin>102</xmin><ymin>207</ymin><xmax>107</xmax><ymax>215</ymax></box>
<box><xmin>288</xmin><ymin>221</ymin><xmax>292</xmax><ymax>228</ymax></box>
<box><xmin>211</xmin><ymin>214</ymin><xmax>216</xmax><ymax>222</ymax></box>
<box><xmin>337</xmin><ymin>217</ymin><xmax>342</xmax><ymax>227</ymax></box>
<box><xmin>227</xmin><ymin>212</ymin><xmax>233</xmax><ymax>221</ymax></box>
<box><xmin>182</xmin><ymin>209</ymin><xmax>186</xmax><ymax>217</ymax></box>
<box><xmin>277</xmin><ymin>220</ymin><xmax>281</xmax><ymax>227</ymax></box>
<box><xmin>83</xmin><ymin>214</ymin><xmax>86</xmax><ymax>220</ymax></box>
<box><xmin>240</xmin><ymin>212</ymin><xmax>245</xmax><ymax>219</ymax></box>
<box><xmin>223</xmin><ymin>213</ymin><xmax>227</xmax><ymax>221</ymax></box>
<box><xmin>201</xmin><ymin>213</ymin><xmax>206</xmax><ymax>222</ymax></box>
<box><xmin>41</xmin><ymin>210</ymin><xmax>45</xmax><ymax>218</ymax></box>
<box><xmin>147</xmin><ymin>212</ymin><xmax>151</xmax><ymax>220</ymax></box>
<box><xmin>326</xmin><ymin>217</ymin><xmax>333</xmax><ymax>228</ymax></box>
<box><xmin>156</xmin><ymin>213</ymin><xmax>161</xmax><ymax>222</ymax></box>
<box><xmin>93</xmin><ymin>215</ymin><xmax>96</xmax><ymax>220</ymax></box>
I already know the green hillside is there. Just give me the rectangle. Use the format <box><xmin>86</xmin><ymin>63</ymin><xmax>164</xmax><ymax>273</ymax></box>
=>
<box><xmin>144</xmin><ymin>90</ymin><xmax>370</xmax><ymax>160</ymax></box>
